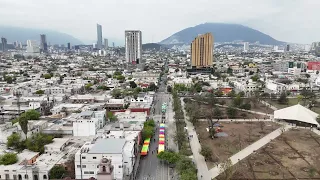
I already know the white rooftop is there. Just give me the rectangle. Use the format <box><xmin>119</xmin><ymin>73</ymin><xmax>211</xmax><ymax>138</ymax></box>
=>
<box><xmin>274</xmin><ymin>104</ymin><xmax>319</xmax><ymax>126</ymax></box>
<box><xmin>89</xmin><ymin>138</ymin><xmax>126</xmax><ymax>154</ymax></box>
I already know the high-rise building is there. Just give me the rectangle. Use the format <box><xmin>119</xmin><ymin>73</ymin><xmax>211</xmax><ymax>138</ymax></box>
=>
<box><xmin>104</xmin><ymin>38</ymin><xmax>108</xmax><ymax>49</ymax></box>
<box><xmin>27</xmin><ymin>40</ymin><xmax>37</xmax><ymax>47</ymax></box>
<box><xmin>26</xmin><ymin>40</ymin><xmax>40</xmax><ymax>54</ymax></box>
<box><xmin>243</xmin><ymin>42</ymin><xmax>249</xmax><ymax>52</ymax></box>
<box><xmin>67</xmin><ymin>43</ymin><xmax>71</xmax><ymax>50</ymax></box>
<box><xmin>286</xmin><ymin>44</ymin><xmax>290</xmax><ymax>52</ymax></box>
<box><xmin>40</xmin><ymin>34</ymin><xmax>48</xmax><ymax>52</ymax></box>
<box><xmin>112</xmin><ymin>42</ymin><xmax>115</xmax><ymax>48</ymax></box>
<box><xmin>1</xmin><ymin>37</ymin><xmax>7</xmax><ymax>52</ymax></box>
<box><xmin>191</xmin><ymin>33</ymin><xmax>213</xmax><ymax>68</ymax></box>
<box><xmin>97</xmin><ymin>24</ymin><xmax>103</xmax><ymax>49</ymax></box>
<box><xmin>125</xmin><ymin>30</ymin><xmax>142</xmax><ymax>65</ymax></box>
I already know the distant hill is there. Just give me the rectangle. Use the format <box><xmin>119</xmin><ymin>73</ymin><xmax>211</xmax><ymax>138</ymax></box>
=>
<box><xmin>0</xmin><ymin>26</ymin><xmax>83</xmax><ymax>45</ymax></box>
<box><xmin>160</xmin><ymin>23</ymin><xmax>284</xmax><ymax>45</ymax></box>
<box><xmin>142</xmin><ymin>43</ymin><xmax>168</xmax><ymax>51</ymax></box>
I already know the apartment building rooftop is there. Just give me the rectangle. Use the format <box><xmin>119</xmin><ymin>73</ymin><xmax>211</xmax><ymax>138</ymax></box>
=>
<box><xmin>89</xmin><ymin>138</ymin><xmax>126</xmax><ymax>154</ymax></box>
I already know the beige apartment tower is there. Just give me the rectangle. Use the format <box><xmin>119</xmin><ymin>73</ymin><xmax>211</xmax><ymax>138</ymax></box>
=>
<box><xmin>191</xmin><ymin>33</ymin><xmax>213</xmax><ymax>68</ymax></box>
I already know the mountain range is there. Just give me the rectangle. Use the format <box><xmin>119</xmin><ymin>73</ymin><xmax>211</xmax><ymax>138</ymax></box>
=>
<box><xmin>1</xmin><ymin>23</ymin><xmax>284</xmax><ymax>47</ymax></box>
<box><xmin>0</xmin><ymin>26</ymin><xmax>83</xmax><ymax>45</ymax></box>
<box><xmin>160</xmin><ymin>23</ymin><xmax>284</xmax><ymax>45</ymax></box>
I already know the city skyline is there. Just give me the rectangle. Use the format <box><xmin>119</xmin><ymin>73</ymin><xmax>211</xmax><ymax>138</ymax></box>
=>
<box><xmin>0</xmin><ymin>0</ymin><xmax>319</xmax><ymax>44</ymax></box>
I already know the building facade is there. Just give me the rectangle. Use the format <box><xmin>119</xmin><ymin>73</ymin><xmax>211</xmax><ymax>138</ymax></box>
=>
<box><xmin>75</xmin><ymin>138</ymin><xmax>134</xmax><ymax>180</ymax></box>
<box><xmin>97</xmin><ymin>24</ymin><xmax>103</xmax><ymax>49</ymax></box>
<box><xmin>125</xmin><ymin>30</ymin><xmax>142</xmax><ymax>65</ymax></box>
<box><xmin>191</xmin><ymin>33</ymin><xmax>213</xmax><ymax>69</ymax></box>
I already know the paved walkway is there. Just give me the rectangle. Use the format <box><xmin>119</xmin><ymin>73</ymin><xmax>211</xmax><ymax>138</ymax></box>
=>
<box><xmin>209</xmin><ymin>125</ymin><xmax>291</xmax><ymax>178</ymax></box>
<box><xmin>259</xmin><ymin>100</ymin><xmax>279</xmax><ymax>110</ymax></box>
<box><xmin>215</xmin><ymin>104</ymin><xmax>273</xmax><ymax>117</ymax></box>
<box><xmin>181</xmin><ymin>98</ymin><xmax>211</xmax><ymax>180</ymax></box>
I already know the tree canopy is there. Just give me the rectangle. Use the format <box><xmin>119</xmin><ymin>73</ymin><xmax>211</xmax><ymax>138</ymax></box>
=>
<box><xmin>142</xmin><ymin>119</ymin><xmax>155</xmax><ymax>140</ymax></box>
<box><xmin>7</xmin><ymin>133</ymin><xmax>23</xmax><ymax>151</ymax></box>
<box><xmin>278</xmin><ymin>92</ymin><xmax>288</xmax><ymax>105</ymax></box>
<box><xmin>0</xmin><ymin>153</ymin><xmax>18</xmax><ymax>165</ymax></box>
<box><xmin>43</xmin><ymin>74</ymin><xmax>52</xmax><ymax>79</ymax></box>
<box><xmin>129</xmin><ymin>81</ymin><xmax>137</xmax><ymax>88</ymax></box>
<box><xmin>157</xmin><ymin>151</ymin><xmax>181</xmax><ymax>164</ymax></box>
<box><xmin>107</xmin><ymin>112</ymin><xmax>118</xmax><ymax>122</ymax></box>
<box><xmin>35</xmin><ymin>90</ymin><xmax>45</xmax><ymax>94</ymax></box>
<box><xmin>25</xmin><ymin>133</ymin><xmax>53</xmax><ymax>153</ymax></box>
<box><xmin>200</xmin><ymin>145</ymin><xmax>212</xmax><ymax>160</ymax></box>
<box><xmin>49</xmin><ymin>165</ymin><xmax>66</xmax><ymax>179</ymax></box>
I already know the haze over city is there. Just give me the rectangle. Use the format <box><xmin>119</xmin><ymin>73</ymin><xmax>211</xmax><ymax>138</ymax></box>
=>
<box><xmin>1</xmin><ymin>1</ymin><xmax>320</xmax><ymax>180</ymax></box>
<box><xmin>0</xmin><ymin>0</ymin><xmax>319</xmax><ymax>44</ymax></box>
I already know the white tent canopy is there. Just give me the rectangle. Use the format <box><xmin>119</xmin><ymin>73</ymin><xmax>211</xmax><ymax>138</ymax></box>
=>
<box><xmin>274</xmin><ymin>104</ymin><xmax>319</xmax><ymax>126</ymax></box>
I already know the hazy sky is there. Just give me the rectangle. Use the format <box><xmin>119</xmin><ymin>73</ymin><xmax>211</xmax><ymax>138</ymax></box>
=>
<box><xmin>0</xmin><ymin>0</ymin><xmax>319</xmax><ymax>44</ymax></box>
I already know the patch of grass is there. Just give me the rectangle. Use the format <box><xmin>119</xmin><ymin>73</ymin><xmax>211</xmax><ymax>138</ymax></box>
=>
<box><xmin>265</xmin><ymin>98</ymin><xmax>320</xmax><ymax>114</ymax></box>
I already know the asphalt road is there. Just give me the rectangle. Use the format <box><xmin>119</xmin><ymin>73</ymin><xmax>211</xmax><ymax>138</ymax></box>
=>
<box><xmin>136</xmin><ymin>76</ymin><xmax>170</xmax><ymax>180</ymax></box>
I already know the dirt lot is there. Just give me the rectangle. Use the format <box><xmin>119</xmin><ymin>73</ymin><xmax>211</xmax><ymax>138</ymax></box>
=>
<box><xmin>218</xmin><ymin>129</ymin><xmax>320</xmax><ymax>180</ymax></box>
<box><xmin>195</xmin><ymin>121</ymin><xmax>280</xmax><ymax>169</ymax></box>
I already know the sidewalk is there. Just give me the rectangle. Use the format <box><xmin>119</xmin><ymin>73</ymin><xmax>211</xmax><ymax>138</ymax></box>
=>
<box><xmin>209</xmin><ymin>125</ymin><xmax>291</xmax><ymax>179</ymax></box>
<box><xmin>260</xmin><ymin>100</ymin><xmax>278</xmax><ymax>111</ymax></box>
<box><xmin>215</xmin><ymin>104</ymin><xmax>273</xmax><ymax>117</ymax></box>
<box><xmin>181</xmin><ymin>98</ymin><xmax>211</xmax><ymax>180</ymax></box>
<box><xmin>198</xmin><ymin>119</ymin><xmax>273</xmax><ymax>122</ymax></box>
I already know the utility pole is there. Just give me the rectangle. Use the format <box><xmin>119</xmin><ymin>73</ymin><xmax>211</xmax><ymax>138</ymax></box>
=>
<box><xmin>13</xmin><ymin>90</ymin><xmax>22</xmax><ymax>117</ymax></box>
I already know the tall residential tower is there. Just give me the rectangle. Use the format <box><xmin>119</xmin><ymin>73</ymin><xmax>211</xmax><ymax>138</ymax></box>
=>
<box><xmin>104</xmin><ymin>38</ymin><xmax>108</xmax><ymax>49</ymax></box>
<box><xmin>97</xmin><ymin>24</ymin><xmax>103</xmax><ymax>49</ymax></box>
<box><xmin>191</xmin><ymin>33</ymin><xmax>213</xmax><ymax>69</ymax></box>
<box><xmin>243</xmin><ymin>42</ymin><xmax>249</xmax><ymax>52</ymax></box>
<box><xmin>40</xmin><ymin>34</ymin><xmax>48</xmax><ymax>52</ymax></box>
<box><xmin>1</xmin><ymin>37</ymin><xmax>7</xmax><ymax>52</ymax></box>
<box><xmin>125</xmin><ymin>30</ymin><xmax>142</xmax><ymax>65</ymax></box>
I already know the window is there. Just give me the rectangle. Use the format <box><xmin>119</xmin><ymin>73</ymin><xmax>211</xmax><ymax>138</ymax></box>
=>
<box><xmin>82</xmin><ymin>156</ymin><xmax>86</xmax><ymax>159</ymax></box>
<box><xmin>89</xmin><ymin>172</ymin><xmax>94</xmax><ymax>174</ymax></box>
<box><xmin>82</xmin><ymin>165</ymin><xmax>86</xmax><ymax>168</ymax></box>
<box><xmin>43</xmin><ymin>175</ymin><xmax>47</xmax><ymax>179</ymax></box>
<box><xmin>77</xmin><ymin>165</ymin><xmax>81</xmax><ymax>168</ymax></box>
<box><xmin>24</xmin><ymin>174</ymin><xmax>28</xmax><ymax>179</ymax></box>
<box><xmin>93</xmin><ymin>157</ymin><xmax>96</xmax><ymax>159</ymax></box>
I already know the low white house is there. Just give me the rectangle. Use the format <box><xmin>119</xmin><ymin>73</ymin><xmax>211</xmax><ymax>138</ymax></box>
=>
<box><xmin>75</xmin><ymin>138</ymin><xmax>135</xmax><ymax>180</ymax></box>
